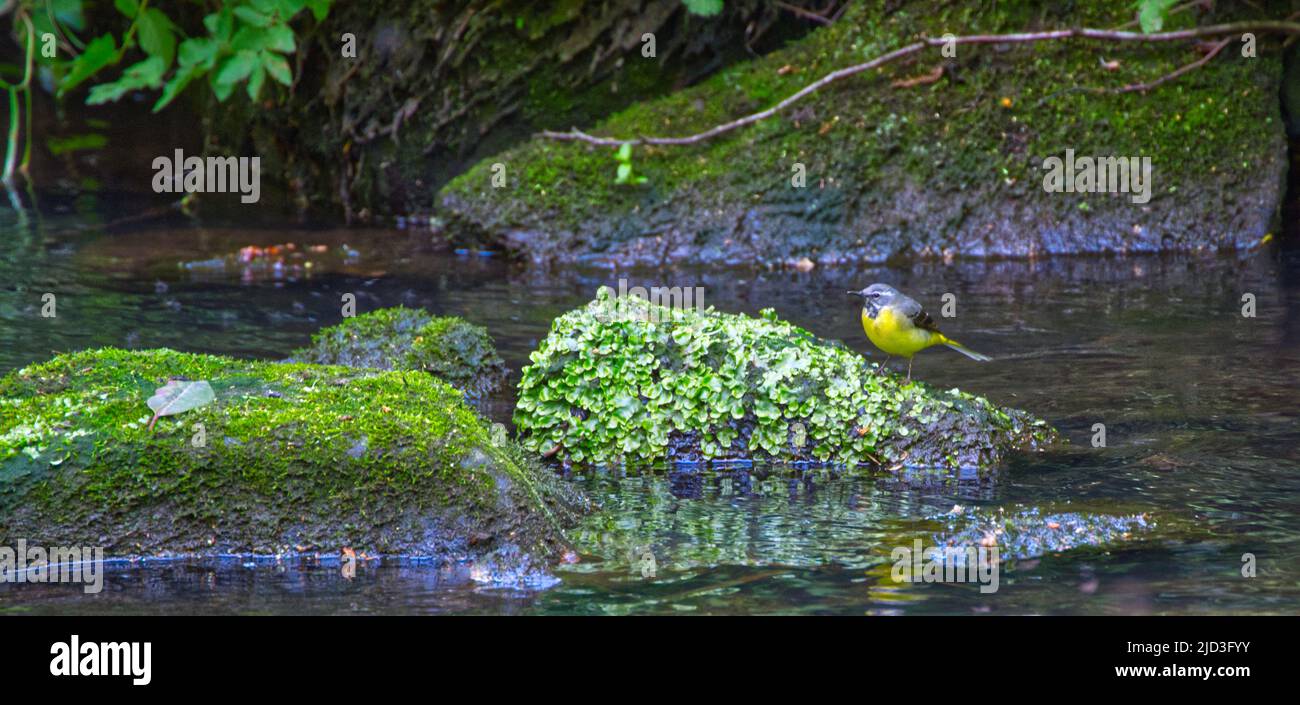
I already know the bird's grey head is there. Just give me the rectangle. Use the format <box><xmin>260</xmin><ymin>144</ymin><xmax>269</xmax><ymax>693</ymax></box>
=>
<box><xmin>847</xmin><ymin>283</ymin><xmax>899</xmax><ymax>318</ymax></box>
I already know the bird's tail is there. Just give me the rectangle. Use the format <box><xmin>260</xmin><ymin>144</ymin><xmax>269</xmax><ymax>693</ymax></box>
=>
<box><xmin>942</xmin><ymin>339</ymin><xmax>991</xmax><ymax>362</ymax></box>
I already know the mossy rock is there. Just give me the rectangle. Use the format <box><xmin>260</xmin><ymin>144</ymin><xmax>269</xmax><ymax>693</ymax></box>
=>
<box><xmin>203</xmin><ymin>0</ymin><xmax>817</xmax><ymax>217</ymax></box>
<box><xmin>293</xmin><ymin>307</ymin><xmax>506</xmax><ymax>398</ymax></box>
<box><xmin>514</xmin><ymin>288</ymin><xmax>1057</xmax><ymax>469</ymax></box>
<box><xmin>441</xmin><ymin>0</ymin><xmax>1285</xmax><ymax>265</ymax></box>
<box><xmin>0</xmin><ymin>349</ymin><xmax>588</xmax><ymax>567</ymax></box>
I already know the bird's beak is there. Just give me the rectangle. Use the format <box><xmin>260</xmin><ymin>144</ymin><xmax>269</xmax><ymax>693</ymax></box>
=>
<box><xmin>847</xmin><ymin>290</ymin><xmax>865</xmax><ymax>298</ymax></box>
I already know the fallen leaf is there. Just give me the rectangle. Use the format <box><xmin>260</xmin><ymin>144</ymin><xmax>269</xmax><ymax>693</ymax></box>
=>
<box><xmin>891</xmin><ymin>65</ymin><xmax>944</xmax><ymax>88</ymax></box>
<box><xmin>146</xmin><ymin>380</ymin><xmax>215</xmax><ymax>431</ymax></box>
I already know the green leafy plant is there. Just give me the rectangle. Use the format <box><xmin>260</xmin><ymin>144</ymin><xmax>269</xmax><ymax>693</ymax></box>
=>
<box><xmin>613</xmin><ymin>142</ymin><xmax>647</xmax><ymax>185</ymax></box>
<box><xmin>2</xmin><ymin>0</ymin><xmax>331</xmax><ymax>189</ymax></box>
<box><xmin>1135</xmin><ymin>0</ymin><xmax>1178</xmax><ymax>34</ymax></box>
<box><xmin>682</xmin><ymin>0</ymin><xmax>724</xmax><ymax>17</ymax></box>
<box><xmin>513</xmin><ymin>288</ymin><xmax>1054</xmax><ymax>468</ymax></box>
<box><xmin>65</xmin><ymin>0</ymin><xmax>331</xmax><ymax>111</ymax></box>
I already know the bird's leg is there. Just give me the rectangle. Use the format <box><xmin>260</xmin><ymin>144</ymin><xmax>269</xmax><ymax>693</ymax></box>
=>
<box><xmin>906</xmin><ymin>358</ymin><xmax>913</xmax><ymax>384</ymax></box>
<box><xmin>878</xmin><ymin>355</ymin><xmax>892</xmax><ymax>375</ymax></box>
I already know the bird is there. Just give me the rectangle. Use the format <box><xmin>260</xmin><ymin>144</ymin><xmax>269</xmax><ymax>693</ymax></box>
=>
<box><xmin>848</xmin><ymin>283</ymin><xmax>990</xmax><ymax>382</ymax></box>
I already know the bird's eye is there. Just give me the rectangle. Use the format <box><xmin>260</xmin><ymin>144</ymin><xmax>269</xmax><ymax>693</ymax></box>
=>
<box><xmin>870</xmin><ymin>292</ymin><xmax>879</xmax><ymax>299</ymax></box>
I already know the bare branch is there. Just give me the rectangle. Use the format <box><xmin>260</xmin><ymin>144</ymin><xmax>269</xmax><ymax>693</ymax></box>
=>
<box><xmin>774</xmin><ymin>2</ymin><xmax>833</xmax><ymax>26</ymax></box>
<box><xmin>1112</xmin><ymin>37</ymin><xmax>1232</xmax><ymax>93</ymax></box>
<box><xmin>540</xmin><ymin>20</ymin><xmax>1299</xmax><ymax>148</ymax></box>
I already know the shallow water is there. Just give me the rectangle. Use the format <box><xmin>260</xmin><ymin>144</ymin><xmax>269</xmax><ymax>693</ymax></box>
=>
<box><xmin>2</xmin><ymin>207</ymin><xmax>1298</xmax><ymax>614</ymax></box>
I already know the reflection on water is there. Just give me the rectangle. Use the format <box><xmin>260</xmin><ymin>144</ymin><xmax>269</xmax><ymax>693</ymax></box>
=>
<box><xmin>1</xmin><ymin>210</ymin><xmax>1298</xmax><ymax>614</ymax></box>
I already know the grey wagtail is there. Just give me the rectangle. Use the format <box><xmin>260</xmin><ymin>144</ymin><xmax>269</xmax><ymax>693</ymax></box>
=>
<box><xmin>848</xmin><ymin>283</ymin><xmax>990</xmax><ymax>382</ymax></box>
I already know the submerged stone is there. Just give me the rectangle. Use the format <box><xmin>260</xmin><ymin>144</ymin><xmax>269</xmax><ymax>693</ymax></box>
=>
<box><xmin>513</xmin><ymin>288</ymin><xmax>1057</xmax><ymax>469</ymax></box>
<box><xmin>293</xmin><ymin>307</ymin><xmax>506</xmax><ymax>397</ymax></box>
<box><xmin>0</xmin><ymin>348</ymin><xmax>588</xmax><ymax>565</ymax></box>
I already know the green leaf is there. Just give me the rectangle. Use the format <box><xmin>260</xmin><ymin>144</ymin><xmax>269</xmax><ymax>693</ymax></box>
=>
<box><xmin>1136</xmin><ymin>0</ymin><xmax>1178</xmax><ymax>34</ymax></box>
<box><xmin>114</xmin><ymin>0</ymin><xmax>140</xmax><ymax>18</ymax></box>
<box><xmin>263</xmin><ymin>52</ymin><xmax>291</xmax><ymax>86</ymax></box>
<box><xmin>210</xmin><ymin>69</ymin><xmax>235</xmax><ymax>102</ymax></box>
<box><xmin>682</xmin><ymin>0</ymin><xmax>723</xmax><ymax>16</ymax></box>
<box><xmin>233</xmin><ymin>6</ymin><xmax>273</xmax><ymax>27</ymax></box>
<box><xmin>203</xmin><ymin>8</ymin><xmax>235</xmax><ymax>41</ymax></box>
<box><xmin>230</xmin><ymin>24</ymin><xmax>295</xmax><ymax>54</ymax></box>
<box><xmin>246</xmin><ymin>62</ymin><xmax>266</xmax><ymax>100</ymax></box>
<box><xmin>276</xmin><ymin>0</ymin><xmax>309</xmax><ymax>15</ymax></box>
<box><xmin>178</xmin><ymin>37</ymin><xmax>220</xmax><ymax>69</ymax></box>
<box><xmin>153</xmin><ymin>64</ymin><xmax>201</xmax><ymax>112</ymax></box>
<box><xmin>146</xmin><ymin>380</ymin><xmax>216</xmax><ymax>430</ymax></box>
<box><xmin>86</xmin><ymin>56</ymin><xmax>165</xmax><ymax>104</ymax></box>
<box><xmin>46</xmin><ymin>133</ymin><xmax>108</xmax><ymax>156</ymax></box>
<box><xmin>264</xmin><ymin>24</ymin><xmax>296</xmax><ymax>53</ymax></box>
<box><xmin>138</xmin><ymin>8</ymin><xmax>177</xmax><ymax>68</ymax></box>
<box><xmin>214</xmin><ymin>50</ymin><xmax>259</xmax><ymax>88</ymax></box>
<box><xmin>306</xmin><ymin>0</ymin><xmax>331</xmax><ymax>21</ymax></box>
<box><xmin>59</xmin><ymin>35</ymin><xmax>119</xmax><ymax>96</ymax></box>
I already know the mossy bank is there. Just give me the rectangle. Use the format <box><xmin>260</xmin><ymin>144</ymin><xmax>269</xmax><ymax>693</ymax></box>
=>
<box><xmin>514</xmin><ymin>289</ymin><xmax>1056</xmax><ymax>469</ymax></box>
<box><xmin>293</xmin><ymin>307</ymin><xmax>506</xmax><ymax>398</ymax></box>
<box><xmin>0</xmin><ymin>349</ymin><xmax>588</xmax><ymax>566</ymax></box>
<box><xmin>202</xmin><ymin>0</ymin><xmax>821</xmax><ymax>219</ymax></box>
<box><xmin>441</xmin><ymin>1</ymin><xmax>1286</xmax><ymax>266</ymax></box>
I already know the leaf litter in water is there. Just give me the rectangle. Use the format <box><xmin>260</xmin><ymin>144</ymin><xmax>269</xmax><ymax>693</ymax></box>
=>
<box><xmin>146</xmin><ymin>380</ymin><xmax>216</xmax><ymax>430</ymax></box>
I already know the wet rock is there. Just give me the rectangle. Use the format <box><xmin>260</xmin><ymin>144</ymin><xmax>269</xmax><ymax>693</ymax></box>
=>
<box><xmin>203</xmin><ymin>0</ymin><xmax>820</xmax><ymax>218</ymax></box>
<box><xmin>441</xmin><ymin>1</ymin><xmax>1285</xmax><ymax>265</ymax></box>
<box><xmin>931</xmin><ymin>506</ymin><xmax>1155</xmax><ymax>560</ymax></box>
<box><xmin>513</xmin><ymin>288</ymin><xmax>1057</xmax><ymax>469</ymax></box>
<box><xmin>292</xmin><ymin>307</ymin><xmax>506</xmax><ymax>398</ymax></box>
<box><xmin>0</xmin><ymin>348</ymin><xmax>589</xmax><ymax>561</ymax></box>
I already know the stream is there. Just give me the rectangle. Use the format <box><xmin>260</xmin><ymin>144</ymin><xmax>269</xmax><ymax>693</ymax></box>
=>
<box><xmin>2</xmin><ymin>205</ymin><xmax>1298</xmax><ymax>614</ymax></box>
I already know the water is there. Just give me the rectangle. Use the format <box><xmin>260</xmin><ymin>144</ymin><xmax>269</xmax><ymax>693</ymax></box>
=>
<box><xmin>2</xmin><ymin>208</ymin><xmax>1298</xmax><ymax>614</ymax></box>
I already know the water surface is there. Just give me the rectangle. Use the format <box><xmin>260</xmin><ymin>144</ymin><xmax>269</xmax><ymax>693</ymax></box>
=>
<box><xmin>2</xmin><ymin>209</ymin><xmax>1297</xmax><ymax>614</ymax></box>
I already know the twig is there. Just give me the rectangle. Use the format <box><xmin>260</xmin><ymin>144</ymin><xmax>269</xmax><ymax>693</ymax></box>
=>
<box><xmin>540</xmin><ymin>20</ymin><xmax>1299</xmax><ymax>148</ymax></box>
<box><xmin>541</xmin><ymin>41</ymin><xmax>927</xmax><ymax>146</ymax></box>
<box><xmin>1112</xmin><ymin>36</ymin><xmax>1232</xmax><ymax>93</ymax></box>
<box><xmin>774</xmin><ymin>1</ymin><xmax>833</xmax><ymax>26</ymax></box>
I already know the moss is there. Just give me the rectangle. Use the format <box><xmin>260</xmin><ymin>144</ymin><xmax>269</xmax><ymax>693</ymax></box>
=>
<box><xmin>0</xmin><ymin>348</ymin><xmax>588</xmax><ymax>563</ymax></box>
<box><xmin>203</xmin><ymin>0</ymin><xmax>815</xmax><ymax>218</ymax></box>
<box><xmin>293</xmin><ymin>307</ymin><xmax>506</xmax><ymax>398</ymax></box>
<box><xmin>513</xmin><ymin>288</ymin><xmax>1057</xmax><ymax>469</ymax></box>
<box><xmin>441</xmin><ymin>0</ymin><xmax>1286</xmax><ymax>264</ymax></box>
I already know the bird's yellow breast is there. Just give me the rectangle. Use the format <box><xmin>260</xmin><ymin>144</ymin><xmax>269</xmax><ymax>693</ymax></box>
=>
<box><xmin>861</xmin><ymin>306</ymin><xmax>940</xmax><ymax>358</ymax></box>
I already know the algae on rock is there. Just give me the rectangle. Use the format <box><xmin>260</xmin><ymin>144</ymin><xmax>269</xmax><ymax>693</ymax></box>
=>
<box><xmin>293</xmin><ymin>307</ymin><xmax>506</xmax><ymax>397</ymax></box>
<box><xmin>202</xmin><ymin>0</ymin><xmax>820</xmax><ymax>218</ymax></box>
<box><xmin>513</xmin><ymin>288</ymin><xmax>1056</xmax><ymax>469</ymax></box>
<box><xmin>441</xmin><ymin>0</ymin><xmax>1285</xmax><ymax>265</ymax></box>
<box><xmin>0</xmin><ymin>348</ymin><xmax>587</xmax><ymax>563</ymax></box>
